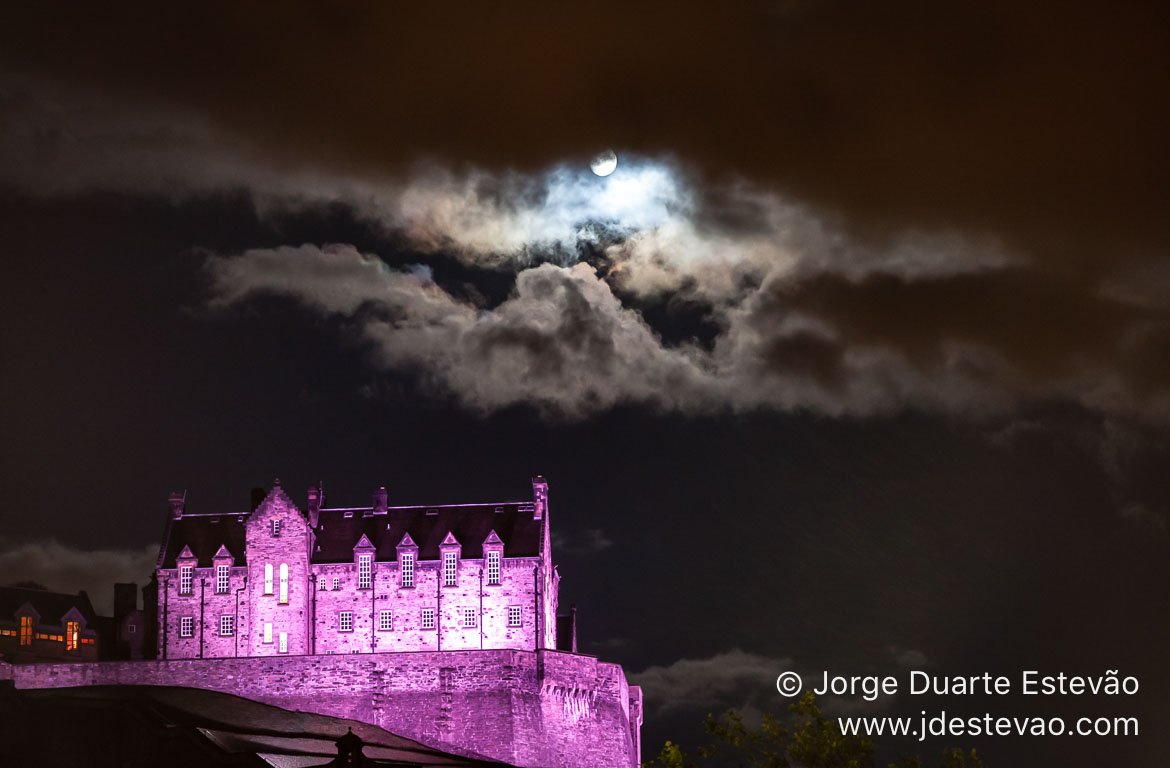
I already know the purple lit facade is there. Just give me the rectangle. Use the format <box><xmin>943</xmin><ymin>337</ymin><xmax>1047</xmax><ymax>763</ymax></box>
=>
<box><xmin>156</xmin><ymin>478</ymin><xmax>559</xmax><ymax>659</ymax></box>
<box><xmin>2</xmin><ymin>477</ymin><xmax>643</xmax><ymax>767</ymax></box>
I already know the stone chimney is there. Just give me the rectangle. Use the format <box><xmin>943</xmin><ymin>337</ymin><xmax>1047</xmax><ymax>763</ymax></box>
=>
<box><xmin>308</xmin><ymin>483</ymin><xmax>323</xmax><ymax>526</ymax></box>
<box><xmin>531</xmin><ymin>476</ymin><xmax>548</xmax><ymax>520</ymax></box>
<box><xmin>168</xmin><ymin>491</ymin><xmax>185</xmax><ymax>519</ymax></box>
<box><xmin>372</xmin><ymin>485</ymin><xmax>388</xmax><ymax>515</ymax></box>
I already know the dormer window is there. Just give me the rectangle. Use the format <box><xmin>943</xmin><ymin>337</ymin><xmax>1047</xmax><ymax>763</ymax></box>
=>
<box><xmin>443</xmin><ymin>551</ymin><xmax>458</xmax><ymax>587</ymax></box>
<box><xmin>358</xmin><ymin>554</ymin><xmax>372</xmax><ymax>589</ymax></box>
<box><xmin>179</xmin><ymin>565</ymin><xmax>193</xmax><ymax>595</ymax></box>
<box><xmin>216</xmin><ymin>565</ymin><xmax>230</xmax><ymax>594</ymax></box>
<box><xmin>487</xmin><ymin>550</ymin><xmax>501</xmax><ymax>585</ymax></box>
<box><xmin>400</xmin><ymin>552</ymin><xmax>415</xmax><ymax>588</ymax></box>
<box><xmin>272</xmin><ymin>519</ymin><xmax>282</xmax><ymax>537</ymax></box>
<box><xmin>19</xmin><ymin>615</ymin><xmax>32</xmax><ymax>646</ymax></box>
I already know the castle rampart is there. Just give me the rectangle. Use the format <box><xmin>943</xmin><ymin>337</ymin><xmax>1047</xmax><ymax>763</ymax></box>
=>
<box><xmin>0</xmin><ymin>648</ymin><xmax>643</xmax><ymax>767</ymax></box>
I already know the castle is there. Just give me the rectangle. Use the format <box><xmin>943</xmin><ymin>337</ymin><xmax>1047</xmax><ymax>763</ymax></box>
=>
<box><xmin>0</xmin><ymin>477</ymin><xmax>643</xmax><ymax>767</ymax></box>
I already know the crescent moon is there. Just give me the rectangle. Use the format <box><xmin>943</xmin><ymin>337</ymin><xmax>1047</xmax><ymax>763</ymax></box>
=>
<box><xmin>590</xmin><ymin>150</ymin><xmax>618</xmax><ymax>177</ymax></box>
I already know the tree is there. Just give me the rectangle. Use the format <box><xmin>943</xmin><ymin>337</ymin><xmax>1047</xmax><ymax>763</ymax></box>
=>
<box><xmin>644</xmin><ymin>693</ymin><xmax>984</xmax><ymax>768</ymax></box>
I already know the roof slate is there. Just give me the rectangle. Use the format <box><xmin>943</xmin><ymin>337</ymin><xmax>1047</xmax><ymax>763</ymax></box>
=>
<box><xmin>0</xmin><ymin>585</ymin><xmax>99</xmax><ymax>626</ymax></box>
<box><xmin>159</xmin><ymin>515</ymin><xmax>247</xmax><ymax>568</ymax></box>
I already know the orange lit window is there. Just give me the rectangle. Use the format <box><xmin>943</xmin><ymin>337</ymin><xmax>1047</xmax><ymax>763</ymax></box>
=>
<box><xmin>19</xmin><ymin>616</ymin><xmax>32</xmax><ymax>646</ymax></box>
<box><xmin>65</xmin><ymin>620</ymin><xmax>80</xmax><ymax>651</ymax></box>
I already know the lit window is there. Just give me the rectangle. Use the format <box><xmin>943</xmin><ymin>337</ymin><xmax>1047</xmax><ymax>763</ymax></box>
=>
<box><xmin>272</xmin><ymin>519</ymin><xmax>281</xmax><ymax>537</ymax></box>
<box><xmin>487</xmin><ymin>551</ymin><xmax>501</xmax><ymax>585</ymax></box>
<box><xmin>508</xmin><ymin>606</ymin><xmax>522</xmax><ymax>627</ymax></box>
<box><xmin>400</xmin><ymin>552</ymin><xmax>414</xmax><ymax>588</ymax></box>
<box><xmin>19</xmin><ymin>615</ymin><xmax>33</xmax><ymax>646</ymax></box>
<box><xmin>180</xmin><ymin>617</ymin><xmax>194</xmax><ymax>637</ymax></box>
<box><xmin>219</xmin><ymin>615</ymin><xmax>234</xmax><ymax>636</ymax></box>
<box><xmin>358</xmin><ymin>554</ymin><xmax>372</xmax><ymax>589</ymax></box>
<box><xmin>279</xmin><ymin>563</ymin><xmax>289</xmax><ymax>604</ymax></box>
<box><xmin>264</xmin><ymin>563</ymin><xmax>273</xmax><ymax>594</ymax></box>
<box><xmin>462</xmin><ymin>607</ymin><xmax>477</xmax><ymax>628</ymax></box>
<box><xmin>216</xmin><ymin>565</ymin><xmax>230</xmax><ymax>594</ymax></box>
<box><xmin>379</xmin><ymin>610</ymin><xmax>393</xmax><ymax>631</ymax></box>
<box><xmin>264</xmin><ymin>623</ymin><xmax>273</xmax><ymax>644</ymax></box>
<box><xmin>443</xmin><ymin>551</ymin><xmax>457</xmax><ymax>586</ymax></box>
<box><xmin>179</xmin><ymin>566</ymin><xmax>193</xmax><ymax>595</ymax></box>
<box><xmin>278</xmin><ymin>632</ymin><xmax>287</xmax><ymax>653</ymax></box>
<box><xmin>339</xmin><ymin>611</ymin><xmax>353</xmax><ymax>632</ymax></box>
<box><xmin>65</xmin><ymin>620</ymin><xmax>80</xmax><ymax>651</ymax></box>
<box><xmin>332</xmin><ymin>576</ymin><xmax>339</xmax><ymax>590</ymax></box>
<box><xmin>420</xmin><ymin>608</ymin><xmax>435</xmax><ymax>630</ymax></box>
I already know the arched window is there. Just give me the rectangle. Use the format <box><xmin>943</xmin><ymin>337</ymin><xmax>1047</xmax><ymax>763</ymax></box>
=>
<box><xmin>279</xmin><ymin>563</ymin><xmax>289</xmax><ymax>604</ymax></box>
<box><xmin>264</xmin><ymin>563</ymin><xmax>273</xmax><ymax>595</ymax></box>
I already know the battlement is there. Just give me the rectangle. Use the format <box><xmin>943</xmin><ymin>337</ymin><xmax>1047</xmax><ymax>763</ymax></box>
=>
<box><xmin>0</xmin><ymin>648</ymin><xmax>643</xmax><ymax>767</ymax></box>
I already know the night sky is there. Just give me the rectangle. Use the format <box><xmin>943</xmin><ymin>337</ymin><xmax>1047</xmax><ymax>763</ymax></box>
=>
<box><xmin>2</xmin><ymin>3</ymin><xmax>1169</xmax><ymax>765</ymax></box>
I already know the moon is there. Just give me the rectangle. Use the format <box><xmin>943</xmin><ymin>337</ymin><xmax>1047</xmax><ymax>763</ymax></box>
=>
<box><xmin>590</xmin><ymin>150</ymin><xmax>618</xmax><ymax>177</ymax></box>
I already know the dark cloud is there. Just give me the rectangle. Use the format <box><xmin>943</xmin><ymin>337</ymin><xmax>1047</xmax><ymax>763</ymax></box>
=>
<box><xmin>0</xmin><ymin>541</ymin><xmax>158</xmax><ymax>614</ymax></box>
<box><xmin>1</xmin><ymin>1</ymin><xmax>1166</xmax><ymax>263</ymax></box>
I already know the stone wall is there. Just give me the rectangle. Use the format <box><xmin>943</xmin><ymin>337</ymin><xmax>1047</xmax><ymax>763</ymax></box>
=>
<box><xmin>0</xmin><ymin>648</ymin><xmax>643</xmax><ymax>768</ymax></box>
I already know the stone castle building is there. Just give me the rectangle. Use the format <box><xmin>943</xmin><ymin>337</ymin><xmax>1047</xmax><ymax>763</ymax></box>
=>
<box><xmin>1</xmin><ymin>477</ymin><xmax>643</xmax><ymax>768</ymax></box>
<box><xmin>156</xmin><ymin>478</ymin><xmax>560</xmax><ymax>660</ymax></box>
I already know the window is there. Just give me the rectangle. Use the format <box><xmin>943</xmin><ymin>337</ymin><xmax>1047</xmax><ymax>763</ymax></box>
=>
<box><xmin>379</xmin><ymin>610</ymin><xmax>393</xmax><ymax>631</ymax></box>
<box><xmin>331</xmin><ymin>576</ymin><xmax>339</xmax><ymax>590</ymax></box>
<box><xmin>272</xmin><ymin>519</ymin><xmax>281</xmax><ymax>537</ymax></box>
<box><xmin>279</xmin><ymin>563</ymin><xmax>289</xmax><ymax>604</ymax></box>
<box><xmin>19</xmin><ymin>615</ymin><xmax>33</xmax><ymax>646</ymax></box>
<box><xmin>400</xmin><ymin>552</ymin><xmax>415</xmax><ymax>588</ymax></box>
<box><xmin>443</xmin><ymin>551</ymin><xmax>458</xmax><ymax>586</ymax></box>
<box><xmin>508</xmin><ymin>606</ymin><xmax>522</xmax><ymax>627</ymax></box>
<box><xmin>278</xmin><ymin>632</ymin><xmax>287</xmax><ymax>653</ymax></box>
<box><xmin>487</xmin><ymin>551</ymin><xmax>501</xmax><ymax>585</ymax></box>
<box><xmin>216</xmin><ymin>564</ymin><xmax>230</xmax><ymax>594</ymax></box>
<box><xmin>339</xmin><ymin>611</ymin><xmax>353</xmax><ymax>632</ymax></box>
<box><xmin>264</xmin><ymin>563</ymin><xmax>273</xmax><ymax>594</ymax></box>
<box><xmin>358</xmin><ymin>554</ymin><xmax>372</xmax><ymax>589</ymax></box>
<box><xmin>65</xmin><ymin>620</ymin><xmax>80</xmax><ymax>651</ymax></box>
<box><xmin>318</xmin><ymin>577</ymin><xmax>327</xmax><ymax>590</ymax></box>
<box><xmin>179</xmin><ymin>565</ymin><xmax>193</xmax><ymax>595</ymax></box>
<box><xmin>219</xmin><ymin>615</ymin><xmax>234</xmax><ymax>636</ymax></box>
<box><xmin>180</xmin><ymin>616</ymin><xmax>194</xmax><ymax>637</ymax></box>
<box><xmin>127</xmin><ymin>623</ymin><xmax>136</xmax><ymax>634</ymax></box>
<box><xmin>420</xmin><ymin>608</ymin><xmax>435</xmax><ymax>630</ymax></box>
<box><xmin>263</xmin><ymin>622</ymin><xmax>273</xmax><ymax>644</ymax></box>
<box><xmin>462</xmin><ymin>607</ymin><xmax>477</xmax><ymax>628</ymax></box>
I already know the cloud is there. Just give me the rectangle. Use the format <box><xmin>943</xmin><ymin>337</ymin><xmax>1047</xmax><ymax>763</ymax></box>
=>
<box><xmin>7</xmin><ymin>73</ymin><xmax>1170</xmax><ymax>424</ymax></box>
<box><xmin>0</xmin><ymin>540</ymin><xmax>158</xmax><ymax>615</ymax></box>
<box><xmin>631</xmin><ymin>649</ymin><xmax>789</xmax><ymax>719</ymax></box>
<box><xmin>204</xmin><ymin>240</ymin><xmax>1170</xmax><ymax>422</ymax></box>
<box><xmin>552</xmin><ymin>528</ymin><xmax>615</xmax><ymax>556</ymax></box>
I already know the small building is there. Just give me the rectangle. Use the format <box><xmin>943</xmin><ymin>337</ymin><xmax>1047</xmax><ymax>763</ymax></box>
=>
<box><xmin>0</xmin><ymin>585</ymin><xmax>100</xmax><ymax>663</ymax></box>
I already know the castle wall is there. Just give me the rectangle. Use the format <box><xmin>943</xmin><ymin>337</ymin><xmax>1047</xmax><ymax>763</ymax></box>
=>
<box><xmin>311</xmin><ymin>557</ymin><xmax>540</xmax><ymax>655</ymax></box>
<box><xmin>0</xmin><ymin>649</ymin><xmax>643</xmax><ymax>768</ymax></box>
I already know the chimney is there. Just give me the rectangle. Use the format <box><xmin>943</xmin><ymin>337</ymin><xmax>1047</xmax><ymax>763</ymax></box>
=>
<box><xmin>308</xmin><ymin>483</ymin><xmax>323</xmax><ymax>526</ymax></box>
<box><xmin>168</xmin><ymin>491</ymin><xmax>186</xmax><ymax>519</ymax></box>
<box><xmin>372</xmin><ymin>486</ymin><xmax>388</xmax><ymax>515</ymax></box>
<box><xmin>531</xmin><ymin>476</ymin><xmax>549</xmax><ymax>520</ymax></box>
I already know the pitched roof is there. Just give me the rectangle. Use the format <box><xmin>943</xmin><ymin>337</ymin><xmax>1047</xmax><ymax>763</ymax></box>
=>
<box><xmin>0</xmin><ymin>585</ymin><xmax>99</xmax><ymax>626</ymax></box>
<box><xmin>312</xmin><ymin>503</ymin><xmax>541</xmax><ymax>563</ymax></box>
<box><xmin>159</xmin><ymin>514</ymin><xmax>248</xmax><ymax>568</ymax></box>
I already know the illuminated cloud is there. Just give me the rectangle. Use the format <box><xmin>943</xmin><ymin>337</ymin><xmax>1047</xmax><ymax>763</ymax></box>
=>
<box><xmin>7</xmin><ymin>74</ymin><xmax>1170</xmax><ymax>422</ymax></box>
